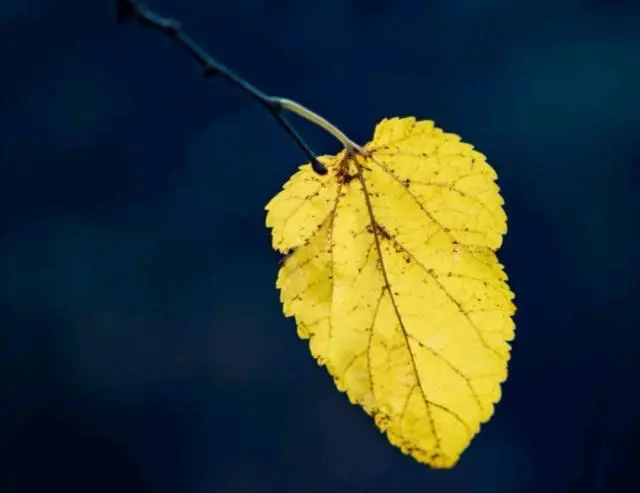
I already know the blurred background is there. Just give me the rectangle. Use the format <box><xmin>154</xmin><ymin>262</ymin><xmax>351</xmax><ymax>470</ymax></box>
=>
<box><xmin>1</xmin><ymin>0</ymin><xmax>639</xmax><ymax>492</ymax></box>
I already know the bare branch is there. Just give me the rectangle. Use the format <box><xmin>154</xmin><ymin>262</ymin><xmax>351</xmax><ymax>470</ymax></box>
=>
<box><xmin>113</xmin><ymin>0</ymin><xmax>329</xmax><ymax>175</ymax></box>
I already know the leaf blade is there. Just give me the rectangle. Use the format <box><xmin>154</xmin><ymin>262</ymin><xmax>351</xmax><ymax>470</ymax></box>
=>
<box><xmin>266</xmin><ymin>116</ymin><xmax>515</xmax><ymax>468</ymax></box>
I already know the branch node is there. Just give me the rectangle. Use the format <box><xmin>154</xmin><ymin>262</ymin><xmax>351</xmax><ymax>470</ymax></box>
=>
<box><xmin>158</xmin><ymin>19</ymin><xmax>180</xmax><ymax>36</ymax></box>
<box><xmin>311</xmin><ymin>158</ymin><xmax>329</xmax><ymax>175</ymax></box>
<box><xmin>202</xmin><ymin>65</ymin><xmax>219</xmax><ymax>78</ymax></box>
<box><xmin>264</xmin><ymin>97</ymin><xmax>282</xmax><ymax>113</ymax></box>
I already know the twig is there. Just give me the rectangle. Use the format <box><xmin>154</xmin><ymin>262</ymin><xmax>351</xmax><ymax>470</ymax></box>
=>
<box><xmin>113</xmin><ymin>0</ymin><xmax>363</xmax><ymax>174</ymax></box>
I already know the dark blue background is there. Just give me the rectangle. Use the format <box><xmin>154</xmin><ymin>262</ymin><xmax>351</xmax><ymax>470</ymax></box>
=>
<box><xmin>2</xmin><ymin>1</ymin><xmax>639</xmax><ymax>492</ymax></box>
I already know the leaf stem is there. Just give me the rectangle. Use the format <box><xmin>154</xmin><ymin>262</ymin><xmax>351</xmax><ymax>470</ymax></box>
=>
<box><xmin>276</xmin><ymin>98</ymin><xmax>363</xmax><ymax>154</ymax></box>
<box><xmin>113</xmin><ymin>0</ymin><xmax>362</xmax><ymax>174</ymax></box>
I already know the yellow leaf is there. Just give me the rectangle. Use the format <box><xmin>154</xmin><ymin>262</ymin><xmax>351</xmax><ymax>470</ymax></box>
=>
<box><xmin>265</xmin><ymin>116</ymin><xmax>515</xmax><ymax>468</ymax></box>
